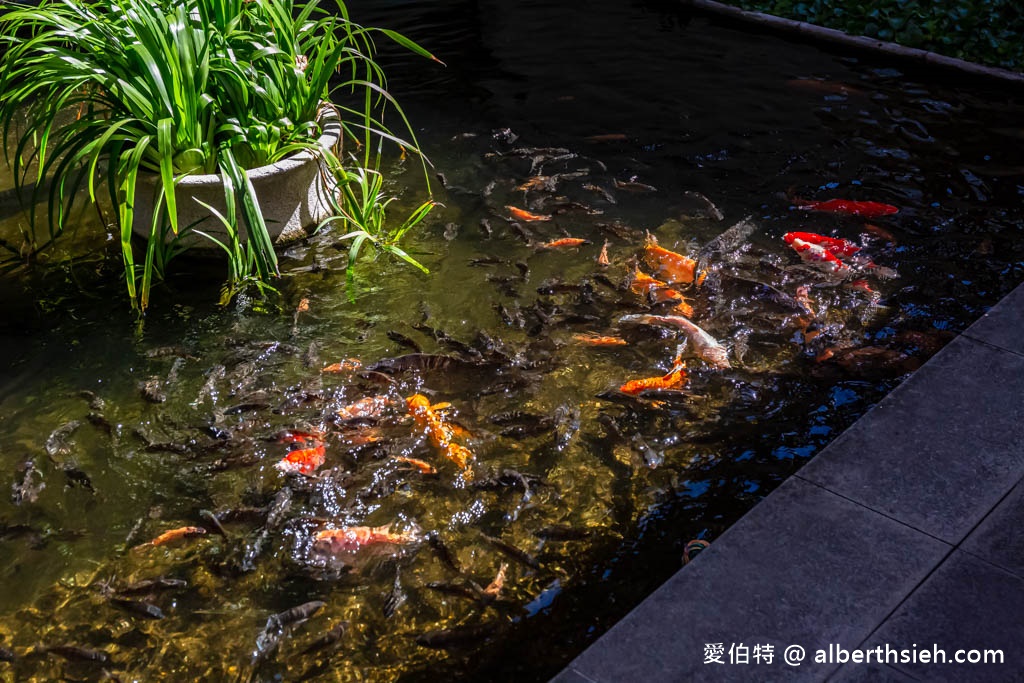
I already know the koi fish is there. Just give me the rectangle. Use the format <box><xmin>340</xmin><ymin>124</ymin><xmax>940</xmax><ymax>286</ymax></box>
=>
<box><xmin>847</xmin><ymin>279</ymin><xmax>879</xmax><ymax>297</ymax></box>
<box><xmin>628</xmin><ymin>268</ymin><xmax>694</xmax><ymax>317</ymax></box>
<box><xmin>794</xmin><ymin>285</ymin><xmax>816</xmax><ymax>317</ymax></box>
<box><xmin>296</xmin><ymin>298</ymin><xmax>310</xmax><ymax>313</ymax></box>
<box><xmin>597</xmin><ymin>240</ymin><xmax>611</xmax><ymax>266</ymax></box>
<box><xmin>643</xmin><ymin>233</ymin><xmax>706</xmax><ymax>286</ymax></box>
<box><xmin>275</xmin><ymin>429</ymin><xmax>325</xmax><ymax>444</ymax></box>
<box><xmin>516</xmin><ymin>176</ymin><xmax>555</xmax><ymax>192</ymax></box>
<box><xmin>572</xmin><ymin>333</ymin><xmax>628</xmax><ymax>347</ymax></box>
<box><xmin>483</xmin><ymin>562</ymin><xmax>509</xmax><ymax>599</ymax></box>
<box><xmin>337</xmin><ymin>395</ymin><xmax>391</xmax><ymax>421</ymax></box>
<box><xmin>619</xmin><ymin>357</ymin><xmax>688</xmax><ymax>395</ymax></box>
<box><xmin>585</xmin><ymin>133</ymin><xmax>628</xmax><ymax>142</ymax></box>
<box><xmin>145</xmin><ymin>526</ymin><xmax>207</xmax><ymax>547</ymax></box>
<box><xmin>394</xmin><ymin>456</ymin><xmax>437</xmax><ymax>475</ymax></box>
<box><xmin>275</xmin><ymin>443</ymin><xmax>326</xmax><ymax>475</ymax></box>
<box><xmin>322</xmin><ymin>358</ymin><xmax>362</xmax><ymax>373</ymax></box>
<box><xmin>538</xmin><ymin>237</ymin><xmax>590</xmax><ymax>249</ymax></box>
<box><xmin>505</xmin><ymin>205</ymin><xmax>552</xmax><ymax>222</ymax></box>
<box><xmin>795</xmin><ymin>198</ymin><xmax>899</xmax><ymax>217</ymax></box>
<box><xmin>406</xmin><ymin>394</ymin><xmax>474</xmax><ymax>471</ymax></box>
<box><xmin>863</xmin><ymin>223</ymin><xmax>896</xmax><ymax>244</ymax></box>
<box><xmin>614</xmin><ymin>178</ymin><xmax>658</xmax><ymax>193</ymax></box>
<box><xmin>783</xmin><ymin>232</ymin><xmax>860</xmax><ymax>258</ymax></box>
<box><xmin>619</xmin><ymin>313</ymin><xmax>731</xmax><ymax>369</ymax></box>
<box><xmin>787</xmin><ymin>237</ymin><xmax>852</xmax><ymax>276</ymax></box>
<box><xmin>313</xmin><ymin>524</ymin><xmax>418</xmax><ymax>555</ymax></box>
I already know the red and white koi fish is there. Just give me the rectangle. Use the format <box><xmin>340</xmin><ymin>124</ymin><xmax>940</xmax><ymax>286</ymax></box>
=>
<box><xmin>783</xmin><ymin>232</ymin><xmax>860</xmax><ymax>258</ymax></box>
<box><xmin>275</xmin><ymin>443</ymin><xmax>326</xmax><ymax>475</ymax></box>
<box><xmin>787</xmin><ymin>237</ymin><xmax>852</xmax><ymax>276</ymax></box>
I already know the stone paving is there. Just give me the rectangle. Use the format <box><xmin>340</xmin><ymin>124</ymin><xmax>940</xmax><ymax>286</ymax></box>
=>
<box><xmin>553</xmin><ymin>284</ymin><xmax>1024</xmax><ymax>682</ymax></box>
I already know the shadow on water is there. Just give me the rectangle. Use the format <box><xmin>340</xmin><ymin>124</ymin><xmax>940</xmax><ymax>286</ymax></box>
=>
<box><xmin>1</xmin><ymin>1</ymin><xmax>1024</xmax><ymax>681</ymax></box>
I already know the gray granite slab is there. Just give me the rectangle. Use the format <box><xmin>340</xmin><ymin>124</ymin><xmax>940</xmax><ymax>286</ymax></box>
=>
<box><xmin>962</xmin><ymin>283</ymin><xmax>1024</xmax><ymax>356</ymax></box>
<box><xmin>798</xmin><ymin>335</ymin><xmax>1024</xmax><ymax>544</ymax></box>
<box><xmin>564</xmin><ymin>478</ymin><xmax>949</xmax><ymax>683</ymax></box>
<box><xmin>549</xmin><ymin>667</ymin><xmax>599</xmax><ymax>683</ymax></box>
<box><xmin>828</xmin><ymin>662</ymin><xmax>919</xmax><ymax>681</ymax></box>
<box><xmin>961</xmin><ymin>477</ymin><xmax>1024</xmax><ymax>579</ymax></box>
<box><xmin>863</xmin><ymin>550</ymin><xmax>1024</xmax><ymax>682</ymax></box>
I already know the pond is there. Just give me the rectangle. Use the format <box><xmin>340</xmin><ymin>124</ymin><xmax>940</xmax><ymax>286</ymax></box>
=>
<box><xmin>2</xmin><ymin>1</ymin><xmax>1024</xmax><ymax>681</ymax></box>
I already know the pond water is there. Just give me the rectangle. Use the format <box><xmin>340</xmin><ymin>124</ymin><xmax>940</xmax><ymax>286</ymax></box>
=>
<box><xmin>2</xmin><ymin>1</ymin><xmax>1024</xmax><ymax>681</ymax></box>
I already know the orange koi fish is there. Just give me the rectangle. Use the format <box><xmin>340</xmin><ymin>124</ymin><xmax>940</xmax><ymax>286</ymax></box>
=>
<box><xmin>795</xmin><ymin>198</ymin><xmax>899</xmax><ymax>217</ymax></box>
<box><xmin>629</xmin><ymin>268</ymin><xmax>694</xmax><ymax>317</ymax></box>
<box><xmin>505</xmin><ymin>205</ymin><xmax>552</xmax><ymax>222</ymax></box>
<box><xmin>275</xmin><ymin>443</ymin><xmax>326</xmax><ymax>475</ymax></box>
<box><xmin>787</xmin><ymin>237</ymin><xmax>852</xmax><ymax>276</ymax></box>
<box><xmin>597</xmin><ymin>240</ymin><xmax>611</xmax><ymax>266</ymax></box>
<box><xmin>783</xmin><ymin>232</ymin><xmax>860</xmax><ymax>258</ymax></box>
<box><xmin>337</xmin><ymin>395</ymin><xmax>391</xmax><ymax>421</ymax></box>
<box><xmin>322</xmin><ymin>358</ymin><xmax>362</xmax><ymax>373</ymax></box>
<box><xmin>538</xmin><ymin>237</ymin><xmax>590</xmax><ymax>249</ymax></box>
<box><xmin>313</xmin><ymin>525</ymin><xmax>418</xmax><ymax>555</ymax></box>
<box><xmin>296</xmin><ymin>298</ymin><xmax>310</xmax><ymax>313</ymax></box>
<box><xmin>406</xmin><ymin>394</ymin><xmax>474</xmax><ymax>471</ymax></box>
<box><xmin>619</xmin><ymin>358</ymin><xmax>688</xmax><ymax>396</ymax></box>
<box><xmin>643</xmin><ymin>233</ymin><xmax>706</xmax><ymax>286</ymax></box>
<box><xmin>394</xmin><ymin>456</ymin><xmax>437</xmax><ymax>475</ymax></box>
<box><xmin>572</xmin><ymin>333</ymin><xmax>628</xmax><ymax>347</ymax></box>
<box><xmin>146</xmin><ymin>526</ymin><xmax>207</xmax><ymax>547</ymax></box>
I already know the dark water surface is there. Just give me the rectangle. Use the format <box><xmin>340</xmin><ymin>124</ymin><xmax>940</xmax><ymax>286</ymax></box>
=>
<box><xmin>2</xmin><ymin>1</ymin><xmax>1024</xmax><ymax>681</ymax></box>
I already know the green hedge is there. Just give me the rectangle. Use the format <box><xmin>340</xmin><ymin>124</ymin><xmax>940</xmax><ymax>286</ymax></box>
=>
<box><xmin>728</xmin><ymin>0</ymin><xmax>1024</xmax><ymax>70</ymax></box>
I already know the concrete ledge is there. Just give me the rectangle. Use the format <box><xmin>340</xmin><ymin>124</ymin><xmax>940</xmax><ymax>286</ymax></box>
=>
<box><xmin>555</xmin><ymin>283</ymin><xmax>1024</xmax><ymax>682</ymax></box>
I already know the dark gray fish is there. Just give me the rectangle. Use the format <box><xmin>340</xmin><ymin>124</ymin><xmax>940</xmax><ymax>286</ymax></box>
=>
<box><xmin>426</xmin><ymin>532</ymin><xmax>462</xmax><ymax>574</ymax></box>
<box><xmin>698</xmin><ymin>215</ymin><xmax>757</xmax><ymax>262</ymax></box>
<box><xmin>533</xmin><ymin>526</ymin><xmax>591</xmax><ymax>541</ymax></box>
<box><xmin>382</xmin><ymin>568</ymin><xmax>406</xmax><ymax>618</ymax></box>
<box><xmin>478</xmin><ymin>217</ymin><xmax>493</xmax><ymax>238</ymax></box>
<box><xmin>223</xmin><ymin>402</ymin><xmax>271</xmax><ymax>415</ymax></box>
<box><xmin>368</xmin><ymin>354</ymin><xmax>485</xmax><ymax>376</ymax></box>
<box><xmin>109</xmin><ymin>597</ymin><xmax>164</xmax><ymax>619</ymax></box>
<box><xmin>414</xmin><ymin>622</ymin><xmax>497</xmax><ymax>649</ymax></box>
<box><xmin>200</xmin><ymin>509</ymin><xmax>230</xmax><ymax>538</ymax></box>
<box><xmin>482</xmin><ymin>534</ymin><xmax>540</xmax><ymax>570</ymax></box>
<box><xmin>140</xmin><ymin>377</ymin><xmax>166</xmax><ymax>404</ymax></box>
<box><xmin>385</xmin><ymin>329</ymin><xmax>419</xmax><ymax>352</ymax></box>
<box><xmin>45</xmin><ymin>645</ymin><xmax>110</xmax><ymax>664</ymax></box>
<box><xmin>471</xmin><ymin>469</ymin><xmax>547</xmax><ymax>493</ymax></box>
<box><xmin>300</xmin><ymin>621</ymin><xmax>348</xmax><ymax>655</ymax></box>
<box><xmin>116</xmin><ymin>577</ymin><xmax>188</xmax><ymax>594</ymax></box>
<box><xmin>681</xmin><ymin>190</ymin><xmax>724</xmax><ymax>221</ymax></box>
<box><xmin>77</xmin><ymin>390</ymin><xmax>105</xmax><ymax>411</ymax></box>
<box><xmin>0</xmin><ymin>646</ymin><xmax>14</xmax><ymax>661</ymax></box>
<box><xmin>267</xmin><ymin>600</ymin><xmax>326</xmax><ymax>631</ymax></box>
<box><xmin>265</xmin><ymin>488</ymin><xmax>292</xmax><ymax>530</ymax></box>
<box><xmin>302</xmin><ymin>341</ymin><xmax>320</xmax><ymax>369</ymax></box>
<box><xmin>425</xmin><ymin>581</ymin><xmax>481</xmax><ymax>601</ymax></box>
<box><xmin>443</xmin><ymin>222</ymin><xmax>459</xmax><ymax>240</ymax></box>
<box><xmin>145</xmin><ymin>345</ymin><xmax>192</xmax><ymax>359</ymax></box>
<box><xmin>45</xmin><ymin>420</ymin><xmax>81</xmax><ymax>459</ymax></box>
<box><xmin>468</xmin><ymin>256</ymin><xmax>507</xmax><ymax>267</ymax></box>
<box><xmin>11</xmin><ymin>459</ymin><xmax>44</xmax><ymax>505</ymax></box>
<box><xmin>193</xmin><ymin>364</ymin><xmax>226</xmax><ymax>406</ymax></box>
<box><xmin>86</xmin><ymin>411</ymin><xmax>114</xmax><ymax>435</ymax></box>
<box><xmin>63</xmin><ymin>465</ymin><xmax>94</xmax><ymax>492</ymax></box>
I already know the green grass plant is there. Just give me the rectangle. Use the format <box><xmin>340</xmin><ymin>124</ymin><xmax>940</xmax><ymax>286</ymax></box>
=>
<box><xmin>0</xmin><ymin>0</ymin><xmax>437</xmax><ymax>310</ymax></box>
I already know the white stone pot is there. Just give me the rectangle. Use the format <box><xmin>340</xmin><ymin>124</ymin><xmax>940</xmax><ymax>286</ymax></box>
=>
<box><xmin>132</xmin><ymin>105</ymin><xmax>342</xmax><ymax>248</ymax></box>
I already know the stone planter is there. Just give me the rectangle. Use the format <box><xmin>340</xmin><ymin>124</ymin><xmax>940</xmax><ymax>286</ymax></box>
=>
<box><xmin>132</xmin><ymin>105</ymin><xmax>342</xmax><ymax>248</ymax></box>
